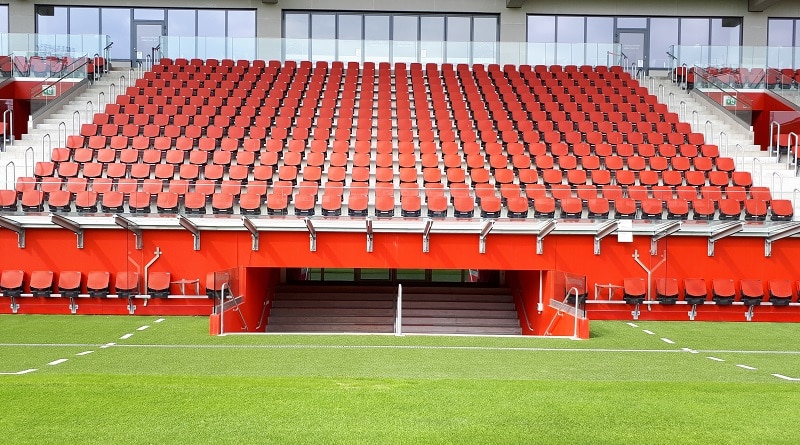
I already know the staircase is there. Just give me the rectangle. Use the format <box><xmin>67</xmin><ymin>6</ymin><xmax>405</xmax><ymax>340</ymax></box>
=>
<box><xmin>266</xmin><ymin>285</ymin><xmax>521</xmax><ymax>335</ymax></box>
<box><xmin>0</xmin><ymin>66</ymin><xmax>140</xmax><ymax>188</ymax></box>
<box><xmin>646</xmin><ymin>75</ymin><xmax>800</xmax><ymax>204</ymax></box>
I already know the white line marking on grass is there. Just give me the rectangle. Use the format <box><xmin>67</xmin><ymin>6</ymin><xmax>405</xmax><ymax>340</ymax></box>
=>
<box><xmin>137</xmin><ymin>325</ymin><xmax>149</xmax><ymax>331</ymax></box>
<box><xmin>154</xmin><ymin>318</ymin><xmax>165</xmax><ymax>323</ymax></box>
<box><xmin>120</xmin><ymin>333</ymin><xmax>133</xmax><ymax>340</ymax></box>
<box><xmin>773</xmin><ymin>374</ymin><xmax>800</xmax><ymax>381</ymax></box>
<box><xmin>642</xmin><ymin>330</ymin><xmax>655</xmax><ymax>335</ymax></box>
<box><xmin>707</xmin><ymin>357</ymin><xmax>725</xmax><ymax>362</ymax></box>
<box><xmin>737</xmin><ymin>364</ymin><xmax>757</xmax><ymax>370</ymax></box>
<box><xmin>627</xmin><ymin>322</ymin><xmax>639</xmax><ymax>328</ymax></box>
<box><xmin>48</xmin><ymin>359</ymin><xmax>68</xmax><ymax>366</ymax></box>
<box><xmin>661</xmin><ymin>338</ymin><xmax>675</xmax><ymax>344</ymax></box>
<box><xmin>76</xmin><ymin>351</ymin><xmax>94</xmax><ymax>356</ymax></box>
<box><xmin>111</xmin><ymin>344</ymin><xmax>688</xmax><ymax>353</ymax></box>
<box><xmin>0</xmin><ymin>369</ymin><xmax>37</xmax><ymax>375</ymax></box>
<box><xmin>100</xmin><ymin>342</ymin><xmax>115</xmax><ymax>349</ymax></box>
<box><xmin>681</xmin><ymin>348</ymin><xmax>698</xmax><ymax>354</ymax></box>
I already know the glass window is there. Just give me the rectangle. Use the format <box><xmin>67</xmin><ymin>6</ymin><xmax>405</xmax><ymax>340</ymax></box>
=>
<box><xmin>420</xmin><ymin>15</ymin><xmax>444</xmax><ymax>64</ymax></box>
<box><xmin>338</xmin><ymin>14</ymin><xmax>362</xmax><ymax>63</ymax></box>
<box><xmin>365</xmin><ymin>15</ymin><xmax>390</xmax><ymax>63</ymax></box>
<box><xmin>446</xmin><ymin>16</ymin><xmax>470</xmax><ymax>63</ymax></box>
<box><xmin>69</xmin><ymin>7</ymin><xmax>99</xmax><ymax>34</ymax></box>
<box><xmin>284</xmin><ymin>13</ymin><xmax>309</xmax><ymax>61</ymax></box>
<box><xmin>0</xmin><ymin>6</ymin><xmax>8</xmax><ymax>34</ymax></box>
<box><xmin>227</xmin><ymin>10</ymin><xmax>255</xmax><ymax>38</ymax></box>
<box><xmin>393</xmin><ymin>15</ymin><xmax>419</xmax><ymax>63</ymax></box>
<box><xmin>396</xmin><ymin>269</ymin><xmax>426</xmax><ymax>281</ymax></box>
<box><xmin>680</xmin><ymin>18</ymin><xmax>710</xmax><ymax>45</ymax></box>
<box><xmin>102</xmin><ymin>8</ymin><xmax>131</xmax><ymax>60</ymax></box>
<box><xmin>431</xmin><ymin>270</ymin><xmax>464</xmax><ymax>283</ymax></box>
<box><xmin>284</xmin><ymin>13</ymin><xmax>309</xmax><ymax>39</ymax></box>
<box><xmin>323</xmin><ymin>269</ymin><xmax>355</xmax><ymax>281</ymax></box>
<box><xmin>527</xmin><ymin>15</ymin><xmax>555</xmax><ymax>43</ymax></box>
<box><xmin>527</xmin><ymin>15</ymin><xmax>556</xmax><ymax>65</ymax></box>
<box><xmin>557</xmin><ymin>16</ymin><xmax>584</xmax><ymax>44</ymax></box>
<box><xmin>311</xmin><ymin>14</ymin><xmax>335</xmax><ymax>62</ymax></box>
<box><xmin>197</xmin><ymin>10</ymin><xmax>225</xmax><ymax>59</ymax></box>
<box><xmin>711</xmin><ymin>18</ymin><xmax>741</xmax><ymax>46</ymax></box>
<box><xmin>586</xmin><ymin>17</ymin><xmax>613</xmax><ymax>43</ymax></box>
<box><xmin>37</xmin><ymin>6</ymin><xmax>68</xmax><ymax>34</ymax></box>
<box><xmin>650</xmin><ymin>17</ymin><xmax>679</xmax><ymax>69</ymax></box>
<box><xmin>768</xmin><ymin>19</ymin><xmax>794</xmax><ymax>46</ymax></box>
<box><xmin>168</xmin><ymin>10</ymin><xmax>195</xmax><ymax>37</ymax></box>
<box><xmin>228</xmin><ymin>10</ymin><xmax>256</xmax><ymax>60</ymax></box>
<box><xmin>134</xmin><ymin>9</ymin><xmax>164</xmax><ymax>21</ymax></box>
<box><xmin>473</xmin><ymin>16</ymin><xmax>497</xmax><ymax>64</ymax></box>
<box><xmin>617</xmin><ymin>17</ymin><xmax>647</xmax><ymax>29</ymax></box>
<box><xmin>359</xmin><ymin>269</ymin><xmax>390</xmax><ymax>281</ymax></box>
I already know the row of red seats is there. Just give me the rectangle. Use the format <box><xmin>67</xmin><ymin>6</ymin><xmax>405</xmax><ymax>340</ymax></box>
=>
<box><xmin>622</xmin><ymin>277</ymin><xmax>797</xmax><ymax>306</ymax></box>
<box><xmin>0</xmin><ymin>269</ymin><xmax>220</xmax><ymax>299</ymax></box>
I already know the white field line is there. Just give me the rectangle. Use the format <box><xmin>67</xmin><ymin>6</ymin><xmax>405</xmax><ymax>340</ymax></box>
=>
<box><xmin>0</xmin><ymin>369</ymin><xmax>37</xmax><ymax>375</ymax></box>
<box><xmin>681</xmin><ymin>348</ymin><xmax>699</xmax><ymax>354</ymax></box>
<box><xmin>120</xmin><ymin>333</ymin><xmax>134</xmax><ymax>340</ymax></box>
<box><xmin>707</xmin><ymin>357</ymin><xmax>726</xmax><ymax>362</ymax></box>
<box><xmin>627</xmin><ymin>322</ymin><xmax>639</xmax><ymax>328</ymax></box>
<box><xmin>736</xmin><ymin>364</ymin><xmax>757</xmax><ymax>370</ymax></box>
<box><xmin>109</xmin><ymin>344</ymin><xmax>687</xmax><ymax>353</ymax></box>
<box><xmin>773</xmin><ymin>374</ymin><xmax>800</xmax><ymax>381</ymax></box>
<box><xmin>137</xmin><ymin>325</ymin><xmax>150</xmax><ymax>331</ymax></box>
<box><xmin>661</xmin><ymin>338</ymin><xmax>675</xmax><ymax>344</ymax></box>
<box><xmin>155</xmin><ymin>318</ymin><xmax>165</xmax><ymax>323</ymax></box>
<box><xmin>642</xmin><ymin>330</ymin><xmax>655</xmax><ymax>335</ymax></box>
<box><xmin>76</xmin><ymin>351</ymin><xmax>94</xmax><ymax>356</ymax></box>
<box><xmin>100</xmin><ymin>342</ymin><xmax>115</xmax><ymax>349</ymax></box>
<box><xmin>48</xmin><ymin>359</ymin><xmax>68</xmax><ymax>366</ymax></box>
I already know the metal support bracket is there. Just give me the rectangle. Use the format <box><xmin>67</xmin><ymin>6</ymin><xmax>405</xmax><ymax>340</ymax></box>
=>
<box><xmin>707</xmin><ymin>221</ymin><xmax>744</xmax><ymax>256</ymax></box>
<box><xmin>631</xmin><ymin>303</ymin><xmax>640</xmax><ymax>320</ymax></box>
<box><xmin>745</xmin><ymin>306</ymin><xmax>755</xmax><ymax>321</ymax></box>
<box><xmin>0</xmin><ymin>216</ymin><xmax>25</xmax><ymax>248</ymax></box>
<box><xmin>422</xmin><ymin>218</ymin><xmax>433</xmax><ymax>253</ymax></box>
<box><xmin>688</xmin><ymin>304</ymin><xmax>697</xmax><ymax>321</ymax></box>
<box><xmin>127</xmin><ymin>296</ymin><xmax>136</xmax><ymax>315</ymax></box>
<box><xmin>366</xmin><ymin>218</ymin><xmax>373</xmax><ymax>253</ymax></box>
<box><xmin>479</xmin><ymin>219</ymin><xmax>495</xmax><ymax>254</ymax></box>
<box><xmin>114</xmin><ymin>214</ymin><xmax>143</xmax><ymax>250</ymax></box>
<box><xmin>177</xmin><ymin>214</ymin><xmax>200</xmax><ymax>251</ymax></box>
<box><xmin>593</xmin><ymin>220</ymin><xmax>618</xmax><ymax>255</ymax></box>
<box><xmin>10</xmin><ymin>297</ymin><xmax>19</xmax><ymax>314</ymax></box>
<box><xmin>69</xmin><ymin>297</ymin><xmax>78</xmax><ymax>314</ymax></box>
<box><xmin>764</xmin><ymin>222</ymin><xmax>800</xmax><ymax>257</ymax></box>
<box><xmin>242</xmin><ymin>216</ymin><xmax>259</xmax><ymax>251</ymax></box>
<box><xmin>536</xmin><ymin>219</ymin><xmax>557</xmax><ymax>255</ymax></box>
<box><xmin>50</xmin><ymin>214</ymin><xmax>84</xmax><ymax>249</ymax></box>
<box><xmin>305</xmin><ymin>217</ymin><xmax>316</xmax><ymax>252</ymax></box>
<box><xmin>650</xmin><ymin>221</ymin><xmax>682</xmax><ymax>255</ymax></box>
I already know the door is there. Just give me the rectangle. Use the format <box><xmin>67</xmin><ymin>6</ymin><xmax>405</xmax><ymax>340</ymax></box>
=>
<box><xmin>133</xmin><ymin>20</ymin><xmax>165</xmax><ymax>64</ymax></box>
<box><xmin>616</xmin><ymin>30</ymin><xmax>648</xmax><ymax>75</ymax></box>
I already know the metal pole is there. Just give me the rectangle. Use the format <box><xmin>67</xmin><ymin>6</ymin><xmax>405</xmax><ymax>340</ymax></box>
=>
<box><xmin>395</xmin><ymin>283</ymin><xmax>403</xmax><ymax>336</ymax></box>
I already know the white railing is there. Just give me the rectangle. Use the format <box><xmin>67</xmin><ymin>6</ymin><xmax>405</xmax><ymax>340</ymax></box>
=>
<box><xmin>394</xmin><ymin>283</ymin><xmax>403</xmax><ymax>336</ymax></box>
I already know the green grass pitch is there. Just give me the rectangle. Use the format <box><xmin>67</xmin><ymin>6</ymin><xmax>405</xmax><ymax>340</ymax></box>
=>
<box><xmin>1</xmin><ymin>315</ymin><xmax>799</xmax><ymax>444</ymax></box>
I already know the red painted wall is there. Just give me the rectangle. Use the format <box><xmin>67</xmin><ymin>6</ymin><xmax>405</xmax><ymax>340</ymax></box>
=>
<box><xmin>0</xmin><ymin>79</ymin><xmax>80</xmax><ymax>139</ymax></box>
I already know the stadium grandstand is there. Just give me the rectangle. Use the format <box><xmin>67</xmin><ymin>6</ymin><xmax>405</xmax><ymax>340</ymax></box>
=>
<box><xmin>3</xmin><ymin>0</ymin><xmax>800</xmax><ymax>337</ymax></box>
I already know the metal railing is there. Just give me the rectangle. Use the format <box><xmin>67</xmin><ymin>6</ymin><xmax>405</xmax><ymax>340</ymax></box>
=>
<box><xmin>394</xmin><ymin>283</ymin><xmax>403</xmax><ymax>336</ymax></box>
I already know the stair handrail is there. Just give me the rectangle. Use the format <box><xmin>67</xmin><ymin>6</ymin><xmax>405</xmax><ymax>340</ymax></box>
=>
<box><xmin>680</xmin><ymin>63</ymin><xmax>688</xmax><ymax>90</ymax></box>
<box><xmin>118</xmin><ymin>74</ymin><xmax>127</xmax><ymax>90</ymax></box>
<box><xmin>41</xmin><ymin>133</ymin><xmax>50</xmax><ymax>161</ymax></box>
<box><xmin>719</xmin><ymin>131</ymin><xmax>729</xmax><ymax>157</ymax></box>
<box><xmin>769</xmin><ymin>120</ymin><xmax>781</xmax><ymax>158</ymax></box>
<box><xmin>752</xmin><ymin>157</ymin><xmax>764</xmax><ymax>186</ymax></box>
<box><xmin>668</xmin><ymin>91</ymin><xmax>674</xmax><ymax>109</ymax></box>
<box><xmin>704</xmin><ymin>120</ymin><xmax>714</xmax><ymax>144</ymax></box>
<box><xmin>2</xmin><ymin>108</ymin><xmax>13</xmax><ymax>145</ymax></box>
<box><xmin>93</xmin><ymin>53</ymin><xmax>102</xmax><ymax>82</ymax></box>
<box><xmin>394</xmin><ymin>283</ymin><xmax>403</xmax><ymax>336</ymax></box>
<box><xmin>219</xmin><ymin>282</ymin><xmax>229</xmax><ymax>334</ymax></box>
<box><xmin>23</xmin><ymin>146</ymin><xmax>34</xmax><ymax>177</ymax></box>
<box><xmin>103</xmin><ymin>42</ymin><xmax>113</xmax><ymax>74</ymax></box>
<box><xmin>657</xmin><ymin>84</ymin><xmax>665</xmax><ymax>103</ymax></box>
<box><xmin>678</xmin><ymin>100</ymin><xmax>687</xmax><ymax>122</ymax></box>
<box><xmin>3</xmin><ymin>160</ymin><xmax>13</xmax><ymax>189</ymax></box>
<box><xmin>735</xmin><ymin>143</ymin><xmax>746</xmax><ymax>168</ymax></box>
<box><xmin>567</xmin><ymin>286</ymin><xmax>581</xmax><ymax>340</ymax></box>
<box><xmin>789</xmin><ymin>132</ymin><xmax>799</xmax><ymax>175</ymax></box>
<box><xmin>691</xmin><ymin>110</ymin><xmax>699</xmax><ymax>129</ymax></box>
<box><xmin>772</xmin><ymin>171</ymin><xmax>785</xmax><ymax>200</ymax></box>
<box><xmin>513</xmin><ymin>286</ymin><xmax>534</xmax><ymax>333</ymax></box>
<box><xmin>85</xmin><ymin>100</ymin><xmax>93</xmax><ymax>125</ymax></box>
<box><xmin>793</xmin><ymin>188</ymin><xmax>800</xmax><ymax>217</ymax></box>
<box><xmin>57</xmin><ymin>121</ymin><xmax>66</xmax><ymax>148</ymax></box>
<box><xmin>71</xmin><ymin>110</ymin><xmax>80</xmax><ymax>136</ymax></box>
<box><xmin>108</xmin><ymin>82</ymin><xmax>116</xmax><ymax>101</ymax></box>
<box><xmin>97</xmin><ymin>91</ymin><xmax>105</xmax><ymax>109</ymax></box>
